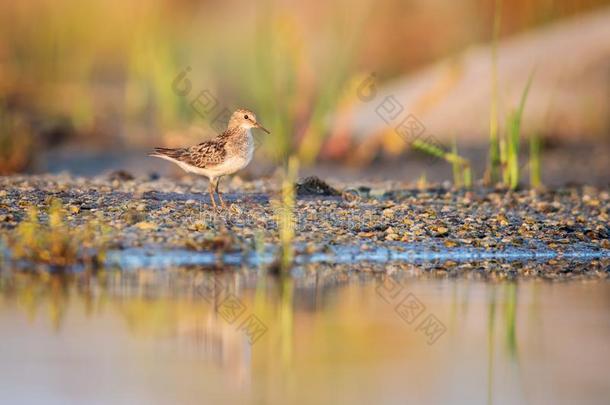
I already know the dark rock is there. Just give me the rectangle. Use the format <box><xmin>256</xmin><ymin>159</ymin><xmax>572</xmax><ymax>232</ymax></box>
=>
<box><xmin>108</xmin><ymin>170</ymin><xmax>134</xmax><ymax>181</ymax></box>
<box><xmin>296</xmin><ymin>176</ymin><xmax>340</xmax><ymax>197</ymax></box>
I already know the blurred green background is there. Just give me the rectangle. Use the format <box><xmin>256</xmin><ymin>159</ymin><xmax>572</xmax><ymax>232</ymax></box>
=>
<box><xmin>0</xmin><ymin>0</ymin><xmax>608</xmax><ymax>175</ymax></box>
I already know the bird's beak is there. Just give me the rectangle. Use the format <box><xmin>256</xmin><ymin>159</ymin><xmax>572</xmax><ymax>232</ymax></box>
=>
<box><xmin>254</xmin><ymin>121</ymin><xmax>270</xmax><ymax>134</ymax></box>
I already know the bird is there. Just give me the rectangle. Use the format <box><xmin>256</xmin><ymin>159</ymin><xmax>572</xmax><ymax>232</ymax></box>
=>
<box><xmin>149</xmin><ymin>108</ymin><xmax>270</xmax><ymax>209</ymax></box>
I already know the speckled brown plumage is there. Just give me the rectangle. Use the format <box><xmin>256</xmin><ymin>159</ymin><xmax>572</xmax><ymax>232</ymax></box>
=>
<box><xmin>153</xmin><ymin>126</ymin><xmax>254</xmax><ymax>168</ymax></box>
<box><xmin>149</xmin><ymin>108</ymin><xmax>270</xmax><ymax>209</ymax></box>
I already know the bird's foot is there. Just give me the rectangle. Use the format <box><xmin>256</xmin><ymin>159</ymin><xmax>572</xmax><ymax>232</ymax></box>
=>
<box><xmin>217</xmin><ymin>193</ymin><xmax>228</xmax><ymax>210</ymax></box>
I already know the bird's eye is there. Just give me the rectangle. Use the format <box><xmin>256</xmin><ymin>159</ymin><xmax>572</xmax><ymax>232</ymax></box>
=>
<box><xmin>244</xmin><ymin>114</ymin><xmax>249</xmax><ymax>120</ymax></box>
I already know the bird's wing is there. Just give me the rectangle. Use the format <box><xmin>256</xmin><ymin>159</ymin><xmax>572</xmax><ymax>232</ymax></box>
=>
<box><xmin>184</xmin><ymin>139</ymin><xmax>228</xmax><ymax>168</ymax></box>
<box><xmin>151</xmin><ymin>139</ymin><xmax>226</xmax><ymax>169</ymax></box>
<box><xmin>151</xmin><ymin>128</ymin><xmax>237</xmax><ymax>168</ymax></box>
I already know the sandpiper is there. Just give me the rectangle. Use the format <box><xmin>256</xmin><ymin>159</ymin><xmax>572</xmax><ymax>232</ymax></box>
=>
<box><xmin>150</xmin><ymin>108</ymin><xmax>270</xmax><ymax>209</ymax></box>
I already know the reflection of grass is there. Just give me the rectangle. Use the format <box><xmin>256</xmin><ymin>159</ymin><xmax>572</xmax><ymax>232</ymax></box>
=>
<box><xmin>279</xmin><ymin>277</ymin><xmax>295</xmax><ymax>367</ymax></box>
<box><xmin>487</xmin><ymin>283</ymin><xmax>520</xmax><ymax>404</ymax></box>
<box><xmin>0</xmin><ymin>272</ymin><xmax>72</xmax><ymax>330</ymax></box>
<box><xmin>504</xmin><ymin>283</ymin><xmax>518</xmax><ymax>356</ymax></box>
<box><xmin>487</xmin><ymin>287</ymin><xmax>496</xmax><ymax>405</ymax></box>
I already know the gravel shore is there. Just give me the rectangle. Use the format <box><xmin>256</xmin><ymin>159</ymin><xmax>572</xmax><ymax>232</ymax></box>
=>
<box><xmin>0</xmin><ymin>174</ymin><xmax>609</xmax><ymax>278</ymax></box>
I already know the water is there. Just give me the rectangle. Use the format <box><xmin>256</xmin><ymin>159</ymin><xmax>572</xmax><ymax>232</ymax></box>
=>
<box><xmin>1</xmin><ymin>267</ymin><xmax>609</xmax><ymax>404</ymax></box>
<box><xmin>104</xmin><ymin>241</ymin><xmax>610</xmax><ymax>270</ymax></box>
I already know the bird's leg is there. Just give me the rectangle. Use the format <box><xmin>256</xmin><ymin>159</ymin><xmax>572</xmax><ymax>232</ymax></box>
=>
<box><xmin>215</xmin><ymin>177</ymin><xmax>227</xmax><ymax>209</ymax></box>
<box><xmin>208</xmin><ymin>179</ymin><xmax>218</xmax><ymax>210</ymax></box>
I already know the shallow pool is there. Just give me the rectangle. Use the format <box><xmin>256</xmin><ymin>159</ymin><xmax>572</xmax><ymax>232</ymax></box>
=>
<box><xmin>1</xmin><ymin>267</ymin><xmax>609</xmax><ymax>404</ymax></box>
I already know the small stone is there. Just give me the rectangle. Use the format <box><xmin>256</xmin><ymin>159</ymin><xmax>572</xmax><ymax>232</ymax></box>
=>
<box><xmin>135</xmin><ymin>221</ymin><xmax>158</xmax><ymax>230</ymax></box>
<box><xmin>496</xmin><ymin>213</ymin><xmax>509</xmax><ymax>226</ymax></box>
<box><xmin>385</xmin><ymin>233</ymin><xmax>399</xmax><ymax>241</ymax></box>
<box><xmin>382</xmin><ymin>208</ymin><xmax>395</xmax><ymax>218</ymax></box>
<box><xmin>188</xmin><ymin>220</ymin><xmax>207</xmax><ymax>232</ymax></box>
<box><xmin>433</xmin><ymin>226</ymin><xmax>449</xmax><ymax>237</ymax></box>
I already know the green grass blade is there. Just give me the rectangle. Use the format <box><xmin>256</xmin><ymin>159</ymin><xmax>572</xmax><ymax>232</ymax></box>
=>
<box><xmin>529</xmin><ymin>132</ymin><xmax>542</xmax><ymax>188</ymax></box>
<box><xmin>451</xmin><ymin>137</ymin><xmax>462</xmax><ymax>187</ymax></box>
<box><xmin>463</xmin><ymin>165</ymin><xmax>473</xmax><ymax>189</ymax></box>
<box><xmin>413</xmin><ymin>137</ymin><xmax>472</xmax><ymax>188</ymax></box>
<box><xmin>508</xmin><ymin>70</ymin><xmax>535</xmax><ymax>189</ymax></box>
<box><xmin>488</xmin><ymin>0</ymin><xmax>502</xmax><ymax>184</ymax></box>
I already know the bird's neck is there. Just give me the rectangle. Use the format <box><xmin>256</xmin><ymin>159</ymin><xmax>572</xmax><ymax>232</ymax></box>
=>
<box><xmin>227</xmin><ymin>125</ymin><xmax>250</xmax><ymax>135</ymax></box>
<box><xmin>234</xmin><ymin>127</ymin><xmax>253</xmax><ymax>142</ymax></box>
<box><xmin>225</xmin><ymin>127</ymin><xmax>253</xmax><ymax>155</ymax></box>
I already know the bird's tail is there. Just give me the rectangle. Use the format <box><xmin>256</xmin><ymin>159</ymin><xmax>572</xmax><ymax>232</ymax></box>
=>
<box><xmin>149</xmin><ymin>147</ymin><xmax>182</xmax><ymax>159</ymax></box>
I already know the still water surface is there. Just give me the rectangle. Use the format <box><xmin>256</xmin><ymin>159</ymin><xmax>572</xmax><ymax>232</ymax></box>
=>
<box><xmin>1</xmin><ymin>268</ymin><xmax>609</xmax><ymax>404</ymax></box>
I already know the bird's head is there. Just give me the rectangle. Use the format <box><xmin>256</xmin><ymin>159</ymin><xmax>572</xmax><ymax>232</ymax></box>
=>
<box><xmin>229</xmin><ymin>109</ymin><xmax>270</xmax><ymax>133</ymax></box>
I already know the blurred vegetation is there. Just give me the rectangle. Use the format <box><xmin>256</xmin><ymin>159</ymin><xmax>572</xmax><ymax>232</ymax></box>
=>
<box><xmin>487</xmin><ymin>0</ymin><xmax>502</xmax><ymax>185</ymax></box>
<box><xmin>271</xmin><ymin>156</ymin><xmax>299</xmax><ymax>272</ymax></box>
<box><xmin>485</xmin><ymin>1</ymin><xmax>543</xmax><ymax>190</ymax></box>
<box><xmin>8</xmin><ymin>198</ymin><xmax>111</xmax><ymax>267</ymax></box>
<box><xmin>0</xmin><ymin>0</ymin><xmax>608</xmax><ymax>172</ymax></box>
<box><xmin>529</xmin><ymin>132</ymin><xmax>542</xmax><ymax>188</ymax></box>
<box><xmin>411</xmin><ymin>138</ymin><xmax>473</xmax><ymax>188</ymax></box>
<box><xmin>0</xmin><ymin>104</ymin><xmax>34</xmax><ymax>174</ymax></box>
<box><xmin>504</xmin><ymin>73</ymin><xmax>535</xmax><ymax>190</ymax></box>
<box><xmin>404</xmin><ymin>82</ymin><xmax>544</xmax><ymax>191</ymax></box>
